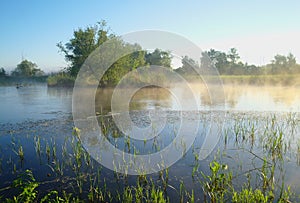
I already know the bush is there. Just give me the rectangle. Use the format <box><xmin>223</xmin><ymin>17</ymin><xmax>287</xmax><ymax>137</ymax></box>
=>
<box><xmin>47</xmin><ymin>73</ymin><xmax>75</xmax><ymax>87</ymax></box>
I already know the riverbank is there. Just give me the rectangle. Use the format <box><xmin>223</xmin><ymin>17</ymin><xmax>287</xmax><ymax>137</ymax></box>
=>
<box><xmin>0</xmin><ymin>76</ymin><xmax>48</xmax><ymax>86</ymax></box>
<box><xmin>47</xmin><ymin>74</ymin><xmax>75</xmax><ymax>88</ymax></box>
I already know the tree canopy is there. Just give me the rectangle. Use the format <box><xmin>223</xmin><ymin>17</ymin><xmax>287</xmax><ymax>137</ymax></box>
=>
<box><xmin>145</xmin><ymin>49</ymin><xmax>172</xmax><ymax>68</ymax></box>
<box><xmin>11</xmin><ymin>60</ymin><xmax>43</xmax><ymax>77</ymax></box>
<box><xmin>57</xmin><ymin>21</ymin><xmax>112</xmax><ymax>77</ymax></box>
<box><xmin>57</xmin><ymin>22</ymin><xmax>173</xmax><ymax>87</ymax></box>
<box><xmin>55</xmin><ymin>21</ymin><xmax>300</xmax><ymax>87</ymax></box>
<box><xmin>200</xmin><ymin>49</ymin><xmax>300</xmax><ymax>75</ymax></box>
<box><xmin>268</xmin><ymin>53</ymin><xmax>298</xmax><ymax>74</ymax></box>
<box><xmin>0</xmin><ymin>68</ymin><xmax>6</xmax><ymax>77</ymax></box>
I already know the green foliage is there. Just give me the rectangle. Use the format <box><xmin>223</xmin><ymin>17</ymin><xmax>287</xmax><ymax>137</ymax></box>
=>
<box><xmin>192</xmin><ymin>48</ymin><xmax>300</xmax><ymax>75</ymax></box>
<box><xmin>3</xmin><ymin>170</ymin><xmax>80</xmax><ymax>203</ymax></box>
<box><xmin>99</xmin><ymin>49</ymin><xmax>146</xmax><ymax>87</ymax></box>
<box><xmin>57</xmin><ymin>20</ymin><xmax>111</xmax><ymax>77</ymax></box>
<box><xmin>227</xmin><ymin>48</ymin><xmax>240</xmax><ymax>64</ymax></box>
<box><xmin>11</xmin><ymin>60</ymin><xmax>43</xmax><ymax>77</ymax></box>
<box><xmin>175</xmin><ymin>56</ymin><xmax>199</xmax><ymax>76</ymax></box>
<box><xmin>232</xmin><ymin>188</ymin><xmax>272</xmax><ymax>203</ymax></box>
<box><xmin>205</xmin><ymin>49</ymin><xmax>230</xmax><ymax>74</ymax></box>
<box><xmin>47</xmin><ymin>73</ymin><xmax>75</xmax><ymax>87</ymax></box>
<box><xmin>122</xmin><ymin>187</ymin><xmax>133</xmax><ymax>203</ymax></box>
<box><xmin>0</xmin><ymin>67</ymin><xmax>6</xmax><ymax>77</ymax></box>
<box><xmin>58</xmin><ymin>21</ymin><xmax>178</xmax><ymax>87</ymax></box>
<box><xmin>268</xmin><ymin>53</ymin><xmax>300</xmax><ymax>74</ymax></box>
<box><xmin>150</xmin><ymin>185</ymin><xmax>167</xmax><ymax>203</ymax></box>
<box><xmin>145</xmin><ymin>49</ymin><xmax>172</xmax><ymax>68</ymax></box>
<box><xmin>200</xmin><ymin>161</ymin><xmax>232</xmax><ymax>202</ymax></box>
<box><xmin>0</xmin><ymin>118</ymin><xmax>296</xmax><ymax>202</ymax></box>
<box><xmin>7</xmin><ymin>169</ymin><xmax>38</xmax><ymax>203</ymax></box>
<box><xmin>40</xmin><ymin>190</ymin><xmax>80</xmax><ymax>203</ymax></box>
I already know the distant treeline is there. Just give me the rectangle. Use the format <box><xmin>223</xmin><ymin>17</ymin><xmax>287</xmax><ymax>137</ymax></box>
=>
<box><xmin>0</xmin><ymin>60</ymin><xmax>47</xmax><ymax>85</ymax></box>
<box><xmin>0</xmin><ymin>60</ymin><xmax>44</xmax><ymax>78</ymax></box>
<box><xmin>1</xmin><ymin>21</ymin><xmax>299</xmax><ymax>87</ymax></box>
<box><xmin>0</xmin><ymin>75</ymin><xmax>48</xmax><ymax>86</ymax></box>
<box><xmin>176</xmin><ymin>48</ymin><xmax>300</xmax><ymax>76</ymax></box>
<box><xmin>48</xmin><ymin>21</ymin><xmax>300</xmax><ymax>87</ymax></box>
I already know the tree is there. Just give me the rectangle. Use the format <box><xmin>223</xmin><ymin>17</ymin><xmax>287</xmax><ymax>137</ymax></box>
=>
<box><xmin>206</xmin><ymin>49</ymin><xmax>229</xmax><ymax>74</ymax></box>
<box><xmin>0</xmin><ymin>68</ymin><xmax>6</xmax><ymax>76</ymax></box>
<box><xmin>12</xmin><ymin>60</ymin><xmax>42</xmax><ymax>77</ymax></box>
<box><xmin>57</xmin><ymin>20</ymin><xmax>111</xmax><ymax>76</ymax></box>
<box><xmin>175</xmin><ymin>56</ymin><xmax>199</xmax><ymax>75</ymax></box>
<box><xmin>269</xmin><ymin>53</ymin><xmax>299</xmax><ymax>74</ymax></box>
<box><xmin>145</xmin><ymin>49</ymin><xmax>172</xmax><ymax>68</ymax></box>
<box><xmin>227</xmin><ymin>48</ymin><xmax>240</xmax><ymax>64</ymax></box>
<box><xmin>99</xmin><ymin>48</ymin><xmax>146</xmax><ymax>87</ymax></box>
<box><xmin>287</xmin><ymin>53</ymin><xmax>296</xmax><ymax>67</ymax></box>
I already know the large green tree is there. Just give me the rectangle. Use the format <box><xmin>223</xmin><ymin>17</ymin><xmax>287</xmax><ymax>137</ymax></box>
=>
<box><xmin>57</xmin><ymin>21</ymin><xmax>111</xmax><ymax>77</ymax></box>
<box><xmin>12</xmin><ymin>60</ymin><xmax>42</xmax><ymax>77</ymax></box>
<box><xmin>99</xmin><ymin>47</ymin><xmax>147</xmax><ymax>87</ymax></box>
<box><xmin>206</xmin><ymin>49</ymin><xmax>229</xmax><ymax>74</ymax></box>
<box><xmin>145</xmin><ymin>49</ymin><xmax>172</xmax><ymax>68</ymax></box>
<box><xmin>227</xmin><ymin>48</ymin><xmax>240</xmax><ymax>64</ymax></box>
<box><xmin>205</xmin><ymin>48</ymin><xmax>250</xmax><ymax>75</ymax></box>
<box><xmin>57</xmin><ymin>21</ymin><xmax>175</xmax><ymax>86</ymax></box>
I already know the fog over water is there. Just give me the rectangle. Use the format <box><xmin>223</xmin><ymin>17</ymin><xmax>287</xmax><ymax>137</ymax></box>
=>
<box><xmin>1</xmin><ymin>83</ymin><xmax>300</xmax><ymax>124</ymax></box>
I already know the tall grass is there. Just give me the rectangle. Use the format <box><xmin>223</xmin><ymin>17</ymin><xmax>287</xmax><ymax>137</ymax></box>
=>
<box><xmin>0</xmin><ymin>112</ymin><xmax>299</xmax><ymax>202</ymax></box>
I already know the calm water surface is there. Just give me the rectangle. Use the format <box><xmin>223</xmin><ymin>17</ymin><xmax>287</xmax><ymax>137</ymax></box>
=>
<box><xmin>0</xmin><ymin>85</ymin><xmax>72</xmax><ymax>123</ymax></box>
<box><xmin>1</xmin><ymin>84</ymin><xmax>300</xmax><ymax>123</ymax></box>
<box><xmin>1</xmin><ymin>84</ymin><xmax>300</xmax><ymax>201</ymax></box>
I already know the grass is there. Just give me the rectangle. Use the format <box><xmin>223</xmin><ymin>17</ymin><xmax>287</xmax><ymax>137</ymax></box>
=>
<box><xmin>0</xmin><ymin>112</ymin><xmax>299</xmax><ymax>202</ymax></box>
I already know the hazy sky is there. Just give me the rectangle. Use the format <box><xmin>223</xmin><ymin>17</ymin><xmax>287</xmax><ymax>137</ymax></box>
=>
<box><xmin>1</xmin><ymin>0</ymin><xmax>300</xmax><ymax>72</ymax></box>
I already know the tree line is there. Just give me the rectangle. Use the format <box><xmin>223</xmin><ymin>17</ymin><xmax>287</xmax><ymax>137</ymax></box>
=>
<box><xmin>176</xmin><ymin>48</ymin><xmax>300</xmax><ymax>76</ymax></box>
<box><xmin>0</xmin><ymin>60</ymin><xmax>44</xmax><ymax>77</ymax></box>
<box><xmin>54</xmin><ymin>21</ymin><xmax>300</xmax><ymax>86</ymax></box>
<box><xmin>206</xmin><ymin>48</ymin><xmax>299</xmax><ymax>75</ymax></box>
<box><xmin>2</xmin><ymin>21</ymin><xmax>300</xmax><ymax>86</ymax></box>
<box><xmin>54</xmin><ymin>21</ymin><xmax>172</xmax><ymax>87</ymax></box>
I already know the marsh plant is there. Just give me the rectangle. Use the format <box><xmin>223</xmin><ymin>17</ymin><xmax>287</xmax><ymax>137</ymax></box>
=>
<box><xmin>0</xmin><ymin>112</ymin><xmax>299</xmax><ymax>202</ymax></box>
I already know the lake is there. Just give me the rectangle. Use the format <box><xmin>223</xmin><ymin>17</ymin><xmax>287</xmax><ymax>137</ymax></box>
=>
<box><xmin>0</xmin><ymin>84</ymin><xmax>300</xmax><ymax>201</ymax></box>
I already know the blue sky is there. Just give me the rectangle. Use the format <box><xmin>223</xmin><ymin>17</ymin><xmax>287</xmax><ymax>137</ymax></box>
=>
<box><xmin>1</xmin><ymin>0</ymin><xmax>300</xmax><ymax>72</ymax></box>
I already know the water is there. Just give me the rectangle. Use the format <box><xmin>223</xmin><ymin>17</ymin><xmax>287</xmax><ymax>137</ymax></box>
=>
<box><xmin>95</xmin><ymin>84</ymin><xmax>300</xmax><ymax>113</ymax></box>
<box><xmin>1</xmin><ymin>84</ymin><xmax>300</xmax><ymax>201</ymax></box>
<box><xmin>0</xmin><ymin>85</ymin><xmax>72</xmax><ymax>123</ymax></box>
<box><xmin>1</xmin><ymin>84</ymin><xmax>300</xmax><ymax>124</ymax></box>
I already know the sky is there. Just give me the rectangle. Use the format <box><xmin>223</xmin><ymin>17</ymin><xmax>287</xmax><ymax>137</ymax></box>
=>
<box><xmin>0</xmin><ymin>0</ymin><xmax>300</xmax><ymax>72</ymax></box>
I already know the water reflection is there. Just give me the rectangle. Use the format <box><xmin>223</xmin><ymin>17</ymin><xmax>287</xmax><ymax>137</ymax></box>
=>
<box><xmin>1</xmin><ymin>84</ymin><xmax>300</xmax><ymax>201</ymax></box>
<box><xmin>0</xmin><ymin>85</ymin><xmax>72</xmax><ymax>123</ymax></box>
<box><xmin>1</xmin><ymin>84</ymin><xmax>299</xmax><ymax>124</ymax></box>
<box><xmin>47</xmin><ymin>86</ymin><xmax>73</xmax><ymax>98</ymax></box>
<box><xmin>95</xmin><ymin>84</ymin><xmax>300</xmax><ymax>114</ymax></box>
<box><xmin>223</xmin><ymin>85</ymin><xmax>300</xmax><ymax>112</ymax></box>
<box><xmin>129</xmin><ymin>87</ymin><xmax>176</xmax><ymax>110</ymax></box>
